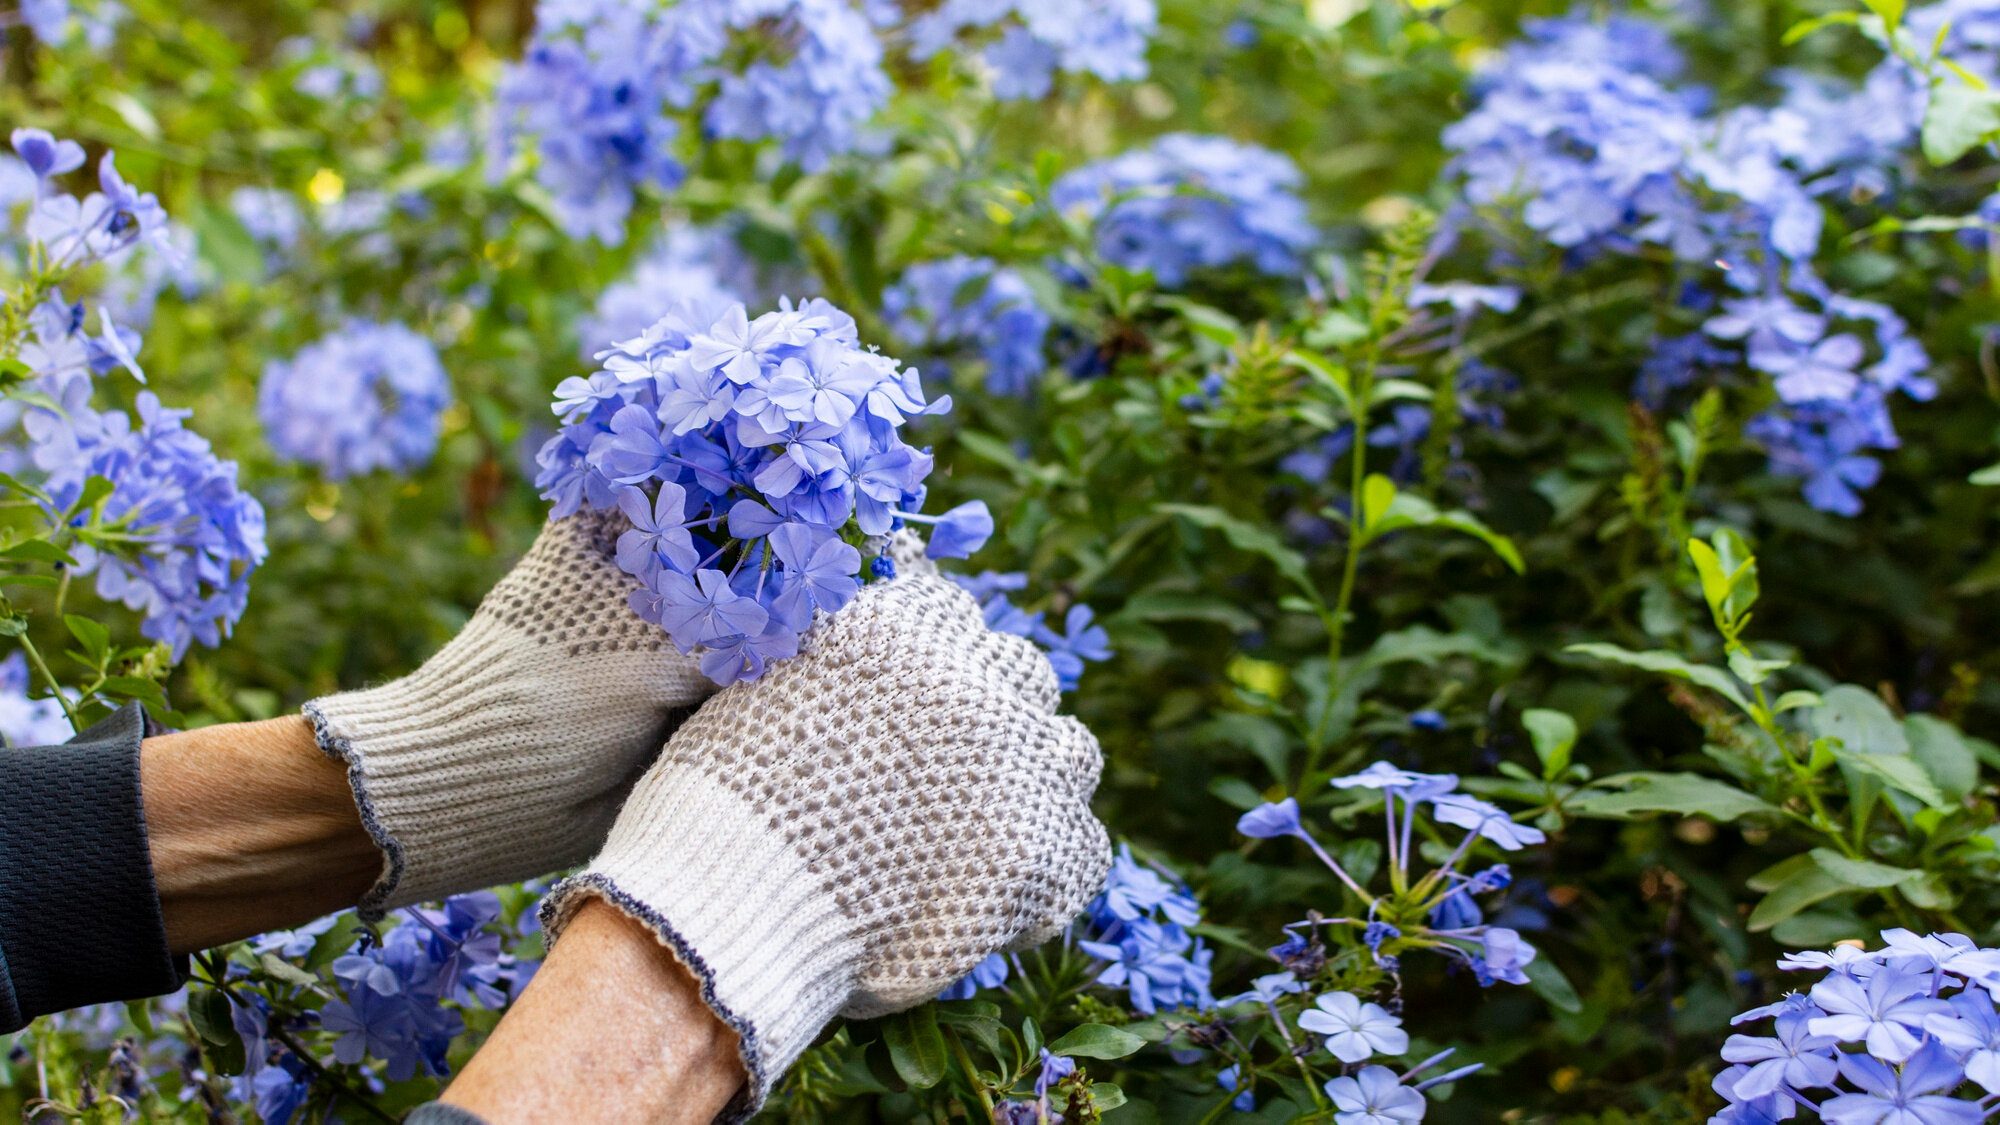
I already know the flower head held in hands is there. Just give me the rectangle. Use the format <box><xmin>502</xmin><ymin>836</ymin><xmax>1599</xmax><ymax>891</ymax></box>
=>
<box><xmin>539</xmin><ymin>297</ymin><xmax>991</xmax><ymax>685</ymax></box>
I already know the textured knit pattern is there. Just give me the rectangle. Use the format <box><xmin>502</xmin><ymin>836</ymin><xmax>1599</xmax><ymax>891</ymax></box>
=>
<box><xmin>0</xmin><ymin>703</ymin><xmax>184</xmax><ymax>1033</ymax></box>
<box><xmin>306</xmin><ymin>512</ymin><xmax>714</xmax><ymax>917</ymax></box>
<box><xmin>542</xmin><ymin>572</ymin><xmax>1111</xmax><ymax>1120</ymax></box>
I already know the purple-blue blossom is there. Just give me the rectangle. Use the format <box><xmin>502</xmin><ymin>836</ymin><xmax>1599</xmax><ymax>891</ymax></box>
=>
<box><xmin>1051</xmin><ymin>134</ymin><xmax>1317</xmax><ymax>287</ymax></box>
<box><xmin>492</xmin><ymin>0</ymin><xmax>890</xmax><ymax>243</ymax></box>
<box><xmin>259</xmin><ymin>320</ymin><xmax>452</xmax><ymax>480</ymax></box>
<box><xmin>884</xmin><ymin>256</ymin><xmax>1051</xmax><ymax>397</ymax></box>
<box><xmin>539</xmin><ymin>297</ymin><xmax>989</xmax><ymax>686</ymax></box>
<box><xmin>905</xmin><ymin>0</ymin><xmax>1157</xmax><ymax>100</ymax></box>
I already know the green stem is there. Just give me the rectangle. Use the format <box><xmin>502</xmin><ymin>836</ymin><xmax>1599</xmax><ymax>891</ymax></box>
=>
<box><xmin>51</xmin><ymin>567</ymin><xmax>69</xmax><ymax>621</ymax></box>
<box><xmin>17</xmin><ymin>634</ymin><xmax>81</xmax><ymax>734</ymax></box>
<box><xmin>1299</xmin><ymin>347</ymin><xmax>1376</xmax><ymax>789</ymax></box>
<box><xmin>943</xmin><ymin>1026</ymin><xmax>995</xmax><ymax>1119</ymax></box>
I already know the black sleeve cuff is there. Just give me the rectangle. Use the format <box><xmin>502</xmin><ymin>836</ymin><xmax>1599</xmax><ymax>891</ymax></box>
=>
<box><xmin>0</xmin><ymin>703</ymin><xmax>186</xmax><ymax>1033</ymax></box>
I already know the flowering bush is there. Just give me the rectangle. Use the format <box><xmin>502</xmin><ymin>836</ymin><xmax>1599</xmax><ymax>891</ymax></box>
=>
<box><xmin>8</xmin><ymin>0</ymin><xmax>2000</xmax><ymax>1122</ymax></box>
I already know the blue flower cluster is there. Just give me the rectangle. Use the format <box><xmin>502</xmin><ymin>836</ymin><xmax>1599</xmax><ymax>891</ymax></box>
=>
<box><xmin>236</xmin><ymin>894</ymin><xmax>531</xmax><ymax>1123</ymax></box>
<box><xmin>905</xmin><ymin>0</ymin><xmax>1157</xmax><ymax>100</ymax></box>
<box><xmin>884</xmin><ymin>256</ymin><xmax>1052</xmax><ymax>397</ymax></box>
<box><xmin>26</xmin><ymin>387</ymin><xmax>268</xmax><ymax>657</ymax></box>
<box><xmin>1442</xmin><ymin>14</ymin><xmax>1938</xmax><ymax>515</ymax></box>
<box><xmin>491</xmin><ymin>0</ymin><xmax>887</xmax><ymax>242</ymax></box>
<box><xmin>1077</xmin><ymin>845</ymin><xmax>1214</xmax><ymax>1014</ymax></box>
<box><xmin>229</xmin><ymin>186</ymin><xmax>304</xmax><ymax>254</ymax></box>
<box><xmin>539</xmin><ymin>297</ymin><xmax>991</xmax><ymax>685</ymax></box>
<box><xmin>258</xmin><ymin>321</ymin><xmax>452</xmax><ymax>480</ymax></box>
<box><xmin>1240</xmin><ymin>760</ymin><xmax>1545</xmax><ymax>988</ymax></box>
<box><xmin>1051</xmin><ymin>133</ymin><xmax>1317</xmax><ymax>287</ymax></box>
<box><xmin>18</xmin><ymin>0</ymin><xmax>123</xmax><ymax>49</ymax></box>
<box><xmin>1714</xmin><ymin>930</ymin><xmax>2000</xmax><ymax>1125</ymax></box>
<box><xmin>0</xmin><ymin>651</ymin><xmax>74</xmax><ymax>747</ymax></box>
<box><xmin>578</xmin><ymin>223</ymin><xmax>765</xmax><ymax>359</ymax></box>
<box><xmin>950</xmin><ymin>570</ymin><xmax>1111</xmax><ymax>691</ymax></box>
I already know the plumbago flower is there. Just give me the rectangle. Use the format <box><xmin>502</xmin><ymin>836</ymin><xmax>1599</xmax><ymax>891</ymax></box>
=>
<box><xmin>538</xmin><ymin>297</ymin><xmax>993</xmax><ymax>686</ymax></box>
<box><xmin>1</xmin><ymin>130</ymin><xmax>266</xmax><ymax>659</ymax></box>
<box><xmin>904</xmin><ymin>0</ymin><xmax>1158</xmax><ymax>100</ymax></box>
<box><xmin>1440</xmin><ymin>14</ymin><xmax>1937</xmax><ymax>517</ymax></box>
<box><xmin>490</xmin><ymin>0</ymin><xmax>889</xmax><ymax>242</ymax></box>
<box><xmin>230</xmin><ymin>893</ymin><xmax>534</xmax><ymax>1119</ymax></box>
<box><xmin>1050</xmin><ymin>134</ymin><xmax>1318</xmax><ymax>287</ymax></box>
<box><xmin>259</xmin><ymin>321</ymin><xmax>452</xmax><ymax>480</ymax></box>
<box><xmin>1076</xmin><ymin>844</ymin><xmax>1215</xmax><ymax>1014</ymax></box>
<box><xmin>578</xmin><ymin>223</ymin><xmax>774</xmax><ymax>359</ymax></box>
<box><xmin>884</xmin><ymin>256</ymin><xmax>1052</xmax><ymax>398</ymax></box>
<box><xmin>1711</xmin><ymin>931</ymin><xmax>2000</xmax><ymax>1124</ymax></box>
<box><xmin>1239</xmin><ymin>763</ymin><xmax>1548</xmax><ymax>988</ymax></box>
<box><xmin>949</xmin><ymin>570</ymin><xmax>1111</xmax><ymax>691</ymax></box>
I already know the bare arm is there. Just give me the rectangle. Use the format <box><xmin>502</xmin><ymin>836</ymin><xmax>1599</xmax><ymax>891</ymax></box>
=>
<box><xmin>139</xmin><ymin>715</ymin><xmax>379</xmax><ymax>954</ymax></box>
<box><xmin>440</xmin><ymin>898</ymin><xmax>746</xmax><ymax>1124</ymax></box>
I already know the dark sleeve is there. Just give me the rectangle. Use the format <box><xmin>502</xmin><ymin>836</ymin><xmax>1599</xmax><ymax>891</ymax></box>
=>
<box><xmin>0</xmin><ymin>703</ymin><xmax>186</xmax><ymax>1033</ymax></box>
<box><xmin>405</xmin><ymin>1106</ymin><xmax>492</xmax><ymax>1125</ymax></box>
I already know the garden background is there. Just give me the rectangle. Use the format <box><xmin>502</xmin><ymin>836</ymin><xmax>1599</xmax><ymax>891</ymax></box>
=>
<box><xmin>4</xmin><ymin>0</ymin><xmax>2000</xmax><ymax>1120</ymax></box>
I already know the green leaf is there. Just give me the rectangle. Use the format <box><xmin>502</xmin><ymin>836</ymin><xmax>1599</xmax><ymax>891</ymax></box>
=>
<box><xmin>1523</xmin><ymin>953</ymin><xmax>1583</xmax><ymax>1014</ymax></box>
<box><xmin>1522</xmin><ymin>709</ymin><xmax>1577</xmax><ymax>779</ymax></box>
<box><xmin>188</xmin><ymin>988</ymin><xmax>237</xmax><ymax>1047</ymax></box>
<box><xmin>1366</xmin><ymin>379</ymin><xmax>1433</xmax><ymax>406</ymax></box>
<box><xmin>1208</xmin><ymin>776</ymin><xmax>1266</xmax><ymax>811</ymax></box>
<box><xmin>1564</xmin><ymin>643</ymin><xmax>1755</xmax><ymax>715</ymax></box>
<box><xmin>1774</xmin><ymin>691</ymin><xmax>1824</xmax><ymax>714</ymax></box>
<box><xmin>0</xmin><ymin>539</ymin><xmax>76</xmax><ymax>565</ymax></box>
<box><xmin>1923</xmin><ymin>82</ymin><xmax>2000</xmax><ymax>165</ymax></box>
<box><xmin>1835</xmin><ymin>745</ymin><xmax>1950</xmax><ymax>809</ymax></box>
<box><xmin>1748</xmin><ymin>862</ymin><xmax>1853</xmax><ymax>932</ymax></box>
<box><xmin>1862</xmin><ymin>0</ymin><xmax>1906</xmax><ymax>31</ymax></box>
<box><xmin>1158</xmin><ymin>504</ymin><xmax>1317</xmax><ymax>602</ymax></box>
<box><xmin>881</xmin><ymin>1005</ymin><xmax>949</xmax><ymax>1089</ymax></box>
<box><xmin>1811</xmin><ymin>685</ymin><xmax>1910</xmax><ymax>756</ymax></box>
<box><xmin>1971</xmin><ymin>461</ymin><xmax>2000</xmax><ymax>485</ymax></box>
<box><xmin>1783</xmin><ymin>10</ymin><xmax>1861</xmax><ymax>44</ymax></box>
<box><xmin>1048</xmin><ymin>1024</ymin><xmax>1147</xmax><ymax>1060</ymax></box>
<box><xmin>1567</xmin><ymin>772</ymin><xmax>1778</xmax><ymax>822</ymax></box>
<box><xmin>1159</xmin><ymin>297</ymin><xmax>1242</xmax><ymax>345</ymax></box>
<box><xmin>1303</xmin><ymin>310</ymin><xmax>1369</xmax><ymax>349</ymax></box>
<box><xmin>64</xmin><ymin>615</ymin><xmax>110</xmax><ymax>663</ymax></box>
<box><xmin>125</xmin><ymin>999</ymin><xmax>155</xmax><ymax>1038</ymax></box>
<box><xmin>1092</xmin><ymin>1083</ymin><xmax>1127</xmax><ymax>1111</ymax></box>
<box><xmin>1117</xmin><ymin>591</ymin><xmax>1261</xmax><ymax>634</ymax></box>
<box><xmin>1906</xmin><ymin>714</ymin><xmax>1980</xmax><ymax>804</ymax></box>
<box><xmin>1808</xmin><ymin>847</ymin><xmax>1917</xmax><ymax>889</ymax></box>
<box><xmin>256</xmin><ymin>953</ymin><xmax>322</xmax><ymax>989</ymax></box>
<box><xmin>75</xmin><ymin>475</ymin><xmax>115</xmax><ymax>515</ymax></box>
<box><xmin>1360</xmin><ymin>474</ymin><xmax>1397</xmax><ymax>533</ymax></box>
<box><xmin>1364</xmin><ymin>486</ymin><xmax>1524</xmax><ymax>571</ymax></box>
<box><xmin>936</xmin><ymin>999</ymin><xmax>1005</xmax><ymax>1062</ymax></box>
<box><xmin>0</xmin><ymin>472</ymin><xmax>49</xmax><ymax>502</ymax></box>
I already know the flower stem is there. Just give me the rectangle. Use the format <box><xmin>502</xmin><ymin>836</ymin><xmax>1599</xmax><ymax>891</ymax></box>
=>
<box><xmin>18</xmin><ymin>634</ymin><xmax>82</xmax><ymax>734</ymax></box>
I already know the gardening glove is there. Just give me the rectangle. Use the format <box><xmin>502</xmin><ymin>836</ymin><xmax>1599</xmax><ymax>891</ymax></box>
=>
<box><xmin>540</xmin><ymin>565</ymin><xmax>1112</xmax><ymax>1121</ymax></box>
<box><xmin>305</xmin><ymin>511</ymin><xmax>715</xmax><ymax>917</ymax></box>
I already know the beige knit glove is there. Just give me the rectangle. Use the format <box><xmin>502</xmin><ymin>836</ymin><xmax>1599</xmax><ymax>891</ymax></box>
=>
<box><xmin>540</xmin><ymin>569</ymin><xmax>1111</xmax><ymax>1120</ymax></box>
<box><xmin>305</xmin><ymin>512</ymin><xmax>714</xmax><ymax>917</ymax></box>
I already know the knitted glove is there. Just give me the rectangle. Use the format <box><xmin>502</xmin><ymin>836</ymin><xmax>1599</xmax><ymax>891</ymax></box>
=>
<box><xmin>541</xmin><ymin>570</ymin><xmax>1110</xmax><ymax>1120</ymax></box>
<box><xmin>305</xmin><ymin>512</ymin><xmax>714</xmax><ymax>917</ymax></box>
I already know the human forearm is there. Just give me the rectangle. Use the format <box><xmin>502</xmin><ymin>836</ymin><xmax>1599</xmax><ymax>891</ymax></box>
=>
<box><xmin>140</xmin><ymin>715</ymin><xmax>378</xmax><ymax>954</ymax></box>
<box><xmin>438</xmin><ymin>897</ymin><xmax>746</xmax><ymax>1124</ymax></box>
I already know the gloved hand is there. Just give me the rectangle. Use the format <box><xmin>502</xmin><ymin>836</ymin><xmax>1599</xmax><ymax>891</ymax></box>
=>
<box><xmin>540</xmin><ymin>566</ymin><xmax>1111</xmax><ymax>1120</ymax></box>
<box><xmin>305</xmin><ymin>511</ymin><xmax>715</xmax><ymax>917</ymax></box>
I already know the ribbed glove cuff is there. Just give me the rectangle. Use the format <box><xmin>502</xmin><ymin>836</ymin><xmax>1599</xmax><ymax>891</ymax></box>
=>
<box><xmin>307</xmin><ymin>615</ymin><xmax>570</xmax><ymax>917</ymax></box>
<box><xmin>540</xmin><ymin>776</ymin><xmax>866</xmax><ymax>1123</ymax></box>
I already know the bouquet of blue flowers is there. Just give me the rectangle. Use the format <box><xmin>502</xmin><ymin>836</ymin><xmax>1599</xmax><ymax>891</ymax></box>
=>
<box><xmin>535</xmin><ymin>296</ymin><xmax>993</xmax><ymax>685</ymax></box>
